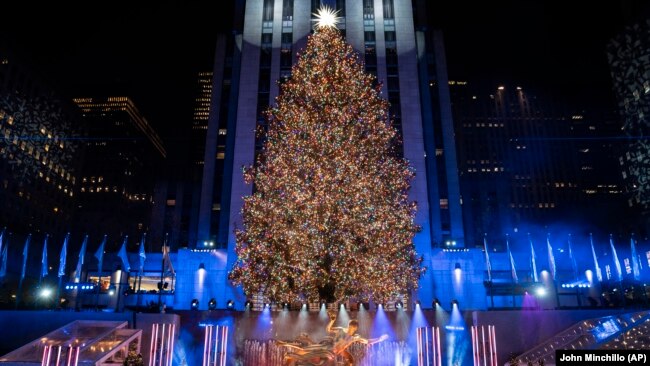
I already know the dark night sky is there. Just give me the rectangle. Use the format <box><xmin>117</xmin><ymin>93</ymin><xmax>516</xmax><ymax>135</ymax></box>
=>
<box><xmin>3</xmin><ymin>1</ymin><xmax>649</xmax><ymax>157</ymax></box>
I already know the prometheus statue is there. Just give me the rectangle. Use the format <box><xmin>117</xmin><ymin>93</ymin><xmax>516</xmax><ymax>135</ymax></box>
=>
<box><xmin>277</xmin><ymin>310</ymin><xmax>388</xmax><ymax>366</ymax></box>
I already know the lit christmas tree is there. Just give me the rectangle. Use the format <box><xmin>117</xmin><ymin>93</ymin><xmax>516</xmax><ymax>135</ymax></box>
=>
<box><xmin>229</xmin><ymin>9</ymin><xmax>424</xmax><ymax>304</ymax></box>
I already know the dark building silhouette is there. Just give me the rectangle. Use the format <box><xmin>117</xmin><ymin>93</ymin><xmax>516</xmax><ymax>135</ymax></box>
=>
<box><xmin>608</xmin><ymin>19</ymin><xmax>650</xmax><ymax>233</ymax></box>
<box><xmin>451</xmin><ymin>81</ymin><xmax>629</xmax><ymax>245</ymax></box>
<box><xmin>0</xmin><ymin>46</ymin><xmax>84</xmax><ymax>239</ymax></box>
<box><xmin>72</xmin><ymin>97</ymin><xmax>166</xmax><ymax>244</ymax></box>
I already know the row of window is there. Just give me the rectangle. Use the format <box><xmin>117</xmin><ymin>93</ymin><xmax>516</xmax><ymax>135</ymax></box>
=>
<box><xmin>466</xmin><ymin>167</ymin><xmax>505</xmax><ymax>173</ymax></box>
<box><xmin>1</xmin><ymin>139</ymin><xmax>75</xmax><ymax>185</ymax></box>
<box><xmin>510</xmin><ymin>203</ymin><xmax>556</xmax><ymax>209</ymax></box>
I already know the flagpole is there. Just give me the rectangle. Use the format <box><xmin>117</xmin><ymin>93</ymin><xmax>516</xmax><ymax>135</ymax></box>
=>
<box><xmin>0</xmin><ymin>232</ymin><xmax>9</xmax><ymax>282</ymax></box>
<box><xmin>74</xmin><ymin>235</ymin><xmax>88</xmax><ymax>311</ymax></box>
<box><xmin>484</xmin><ymin>233</ymin><xmax>494</xmax><ymax>309</ymax></box>
<box><xmin>632</xmin><ymin>233</ymin><xmax>649</xmax><ymax>307</ymax></box>
<box><xmin>158</xmin><ymin>233</ymin><xmax>168</xmax><ymax>312</ymax></box>
<box><xmin>40</xmin><ymin>234</ymin><xmax>49</xmax><ymax>287</ymax></box>
<box><xmin>38</xmin><ymin>234</ymin><xmax>49</xmax><ymax>309</ymax></box>
<box><xmin>56</xmin><ymin>277</ymin><xmax>63</xmax><ymax>309</ymax></box>
<box><xmin>137</xmin><ymin>274</ymin><xmax>142</xmax><ymax>310</ymax></box>
<box><xmin>138</xmin><ymin>267</ymin><xmax>143</xmax><ymax>293</ymax></box>
<box><xmin>95</xmin><ymin>235</ymin><xmax>107</xmax><ymax>311</ymax></box>
<box><xmin>548</xmin><ymin>233</ymin><xmax>560</xmax><ymax>309</ymax></box>
<box><xmin>504</xmin><ymin>234</ymin><xmax>515</xmax><ymax>307</ymax></box>
<box><xmin>611</xmin><ymin>234</ymin><xmax>626</xmax><ymax>308</ymax></box>
<box><xmin>17</xmin><ymin>278</ymin><xmax>24</xmax><ymax>310</ymax></box>
<box><xmin>567</xmin><ymin>234</ymin><xmax>582</xmax><ymax>308</ymax></box>
<box><xmin>95</xmin><ymin>278</ymin><xmax>100</xmax><ymax>311</ymax></box>
<box><xmin>17</xmin><ymin>234</ymin><xmax>31</xmax><ymax>310</ymax></box>
<box><xmin>56</xmin><ymin>233</ymin><xmax>69</xmax><ymax>309</ymax></box>
<box><xmin>137</xmin><ymin>233</ymin><xmax>146</xmax><ymax>310</ymax></box>
<box><xmin>114</xmin><ymin>235</ymin><xmax>131</xmax><ymax>313</ymax></box>
<box><xmin>138</xmin><ymin>234</ymin><xmax>145</xmax><ymax>293</ymax></box>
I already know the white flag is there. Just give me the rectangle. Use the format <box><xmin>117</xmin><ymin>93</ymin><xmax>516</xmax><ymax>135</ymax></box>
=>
<box><xmin>41</xmin><ymin>235</ymin><xmax>49</xmax><ymax>279</ymax></box>
<box><xmin>58</xmin><ymin>233</ymin><xmax>69</xmax><ymax>278</ymax></box>
<box><xmin>631</xmin><ymin>237</ymin><xmax>641</xmax><ymax>281</ymax></box>
<box><xmin>529</xmin><ymin>234</ymin><xmax>538</xmax><ymax>282</ymax></box>
<box><xmin>118</xmin><ymin>236</ymin><xmax>130</xmax><ymax>272</ymax></box>
<box><xmin>483</xmin><ymin>235</ymin><xmax>492</xmax><ymax>282</ymax></box>
<box><xmin>162</xmin><ymin>245</ymin><xmax>175</xmax><ymax>275</ymax></box>
<box><xmin>139</xmin><ymin>233</ymin><xmax>147</xmax><ymax>274</ymax></box>
<box><xmin>507</xmin><ymin>237</ymin><xmax>518</xmax><ymax>283</ymax></box>
<box><xmin>610</xmin><ymin>235</ymin><xmax>623</xmax><ymax>282</ymax></box>
<box><xmin>0</xmin><ymin>239</ymin><xmax>7</xmax><ymax>278</ymax></box>
<box><xmin>590</xmin><ymin>234</ymin><xmax>602</xmax><ymax>282</ymax></box>
<box><xmin>547</xmin><ymin>234</ymin><xmax>556</xmax><ymax>280</ymax></box>
<box><xmin>74</xmin><ymin>235</ymin><xmax>88</xmax><ymax>283</ymax></box>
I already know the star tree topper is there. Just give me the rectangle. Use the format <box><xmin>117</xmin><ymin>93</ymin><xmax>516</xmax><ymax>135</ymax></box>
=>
<box><xmin>313</xmin><ymin>6</ymin><xmax>342</xmax><ymax>29</ymax></box>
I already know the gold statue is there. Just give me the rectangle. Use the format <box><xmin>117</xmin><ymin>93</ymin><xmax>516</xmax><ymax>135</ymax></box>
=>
<box><xmin>277</xmin><ymin>310</ymin><xmax>388</xmax><ymax>365</ymax></box>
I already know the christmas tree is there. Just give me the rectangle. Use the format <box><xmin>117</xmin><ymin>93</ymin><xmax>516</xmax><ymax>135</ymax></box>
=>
<box><xmin>229</xmin><ymin>9</ymin><xmax>424</xmax><ymax>304</ymax></box>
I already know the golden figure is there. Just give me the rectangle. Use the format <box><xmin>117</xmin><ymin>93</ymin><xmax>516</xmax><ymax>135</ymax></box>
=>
<box><xmin>277</xmin><ymin>310</ymin><xmax>388</xmax><ymax>366</ymax></box>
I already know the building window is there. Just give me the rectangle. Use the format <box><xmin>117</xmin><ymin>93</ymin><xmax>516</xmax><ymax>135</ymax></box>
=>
<box><xmin>382</xmin><ymin>0</ymin><xmax>394</xmax><ymax>19</ymax></box>
<box><xmin>311</xmin><ymin>0</ymin><xmax>320</xmax><ymax>17</ymax></box>
<box><xmin>336</xmin><ymin>0</ymin><xmax>345</xmax><ymax>17</ymax></box>
<box><xmin>263</xmin><ymin>0</ymin><xmax>275</xmax><ymax>21</ymax></box>
<box><xmin>282</xmin><ymin>0</ymin><xmax>293</xmax><ymax>20</ymax></box>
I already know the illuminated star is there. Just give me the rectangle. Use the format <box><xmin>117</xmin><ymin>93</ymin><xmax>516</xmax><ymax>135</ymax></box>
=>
<box><xmin>313</xmin><ymin>6</ymin><xmax>341</xmax><ymax>29</ymax></box>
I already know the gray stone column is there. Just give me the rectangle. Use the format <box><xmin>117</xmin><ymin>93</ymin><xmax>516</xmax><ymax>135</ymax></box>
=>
<box><xmin>224</xmin><ymin>0</ymin><xmax>263</xmax><ymax>304</ymax></box>
<box><xmin>269</xmin><ymin>0</ymin><xmax>284</xmax><ymax>102</ymax></box>
<box><xmin>292</xmin><ymin>0</ymin><xmax>311</xmax><ymax>63</ymax></box>
<box><xmin>432</xmin><ymin>31</ymin><xmax>465</xmax><ymax>243</ymax></box>
<box><xmin>373</xmin><ymin>0</ymin><xmax>387</xmax><ymax>96</ymax></box>
<box><xmin>345</xmin><ymin>0</ymin><xmax>364</xmax><ymax>53</ymax></box>
<box><xmin>394</xmin><ymin>0</ymin><xmax>433</xmax><ymax>304</ymax></box>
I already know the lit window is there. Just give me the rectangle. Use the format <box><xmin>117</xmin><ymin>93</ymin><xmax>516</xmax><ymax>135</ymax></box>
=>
<box><xmin>440</xmin><ymin>199</ymin><xmax>449</xmax><ymax>209</ymax></box>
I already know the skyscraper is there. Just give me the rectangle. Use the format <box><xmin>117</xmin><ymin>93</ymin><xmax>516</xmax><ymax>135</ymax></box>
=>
<box><xmin>608</xmin><ymin>19</ymin><xmax>650</xmax><ymax>231</ymax></box>
<box><xmin>191</xmin><ymin>72</ymin><xmax>214</xmax><ymax>167</ymax></box>
<box><xmin>0</xmin><ymin>46</ymin><xmax>83</xmax><ymax>238</ymax></box>
<box><xmin>72</xmin><ymin>97</ymin><xmax>166</xmax><ymax>243</ymax></box>
<box><xmin>194</xmin><ymin>0</ymin><xmax>464</xmax><ymax>306</ymax></box>
<box><xmin>196</xmin><ymin>36</ymin><xmax>239</xmax><ymax>248</ymax></box>
<box><xmin>149</xmin><ymin>73</ymin><xmax>215</xmax><ymax>250</ymax></box>
<box><xmin>451</xmin><ymin>83</ymin><xmax>582</xmax><ymax>244</ymax></box>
